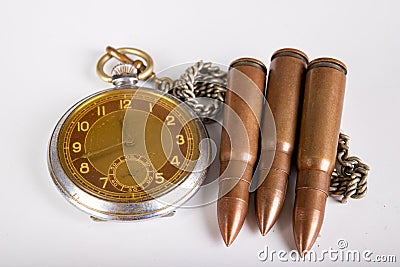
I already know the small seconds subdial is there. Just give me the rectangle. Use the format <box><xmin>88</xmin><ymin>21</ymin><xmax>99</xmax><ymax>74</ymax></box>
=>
<box><xmin>108</xmin><ymin>155</ymin><xmax>154</xmax><ymax>193</ymax></box>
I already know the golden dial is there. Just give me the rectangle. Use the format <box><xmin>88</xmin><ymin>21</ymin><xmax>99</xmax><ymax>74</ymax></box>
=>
<box><xmin>57</xmin><ymin>88</ymin><xmax>201</xmax><ymax>203</ymax></box>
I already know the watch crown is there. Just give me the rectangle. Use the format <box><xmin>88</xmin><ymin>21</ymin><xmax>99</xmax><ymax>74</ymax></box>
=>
<box><xmin>111</xmin><ymin>64</ymin><xmax>138</xmax><ymax>87</ymax></box>
<box><xmin>112</xmin><ymin>64</ymin><xmax>138</xmax><ymax>77</ymax></box>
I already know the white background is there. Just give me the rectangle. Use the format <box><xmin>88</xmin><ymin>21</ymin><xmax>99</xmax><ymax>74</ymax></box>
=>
<box><xmin>1</xmin><ymin>0</ymin><xmax>399</xmax><ymax>266</ymax></box>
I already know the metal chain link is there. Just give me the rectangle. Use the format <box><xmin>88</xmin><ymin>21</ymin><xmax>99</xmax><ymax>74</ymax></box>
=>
<box><xmin>156</xmin><ymin>61</ymin><xmax>227</xmax><ymax>120</ymax></box>
<box><xmin>330</xmin><ymin>133</ymin><xmax>369</xmax><ymax>203</ymax></box>
<box><xmin>155</xmin><ymin>61</ymin><xmax>369</xmax><ymax>203</ymax></box>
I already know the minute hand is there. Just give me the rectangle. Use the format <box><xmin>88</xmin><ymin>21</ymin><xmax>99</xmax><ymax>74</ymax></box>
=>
<box><xmin>73</xmin><ymin>140</ymin><xmax>135</xmax><ymax>161</ymax></box>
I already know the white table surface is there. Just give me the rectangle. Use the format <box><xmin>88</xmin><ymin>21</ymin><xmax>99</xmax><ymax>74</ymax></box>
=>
<box><xmin>1</xmin><ymin>1</ymin><xmax>399</xmax><ymax>266</ymax></box>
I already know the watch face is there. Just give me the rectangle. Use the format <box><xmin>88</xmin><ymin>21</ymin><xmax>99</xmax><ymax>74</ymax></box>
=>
<box><xmin>54</xmin><ymin>88</ymin><xmax>204</xmax><ymax>206</ymax></box>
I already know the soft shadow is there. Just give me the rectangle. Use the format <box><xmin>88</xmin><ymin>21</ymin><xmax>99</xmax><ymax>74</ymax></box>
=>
<box><xmin>200</xmin><ymin>122</ymin><xmax>223</xmax><ymax>244</ymax></box>
<box><xmin>245</xmin><ymin>192</ymin><xmax>261</xmax><ymax>234</ymax></box>
<box><xmin>275</xmin><ymin>164</ymin><xmax>297</xmax><ymax>251</ymax></box>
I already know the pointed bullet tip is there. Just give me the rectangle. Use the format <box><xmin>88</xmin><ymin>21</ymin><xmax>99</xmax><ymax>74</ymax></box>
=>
<box><xmin>221</xmin><ymin>226</ymin><xmax>239</xmax><ymax>247</ymax></box>
<box><xmin>256</xmin><ymin>209</ymin><xmax>278</xmax><ymax>237</ymax></box>
<box><xmin>261</xmin><ymin>231</ymin><xmax>267</xmax><ymax>237</ymax></box>
<box><xmin>298</xmin><ymin>248</ymin><xmax>311</xmax><ymax>258</ymax></box>
<box><xmin>256</xmin><ymin>186</ymin><xmax>286</xmax><ymax>237</ymax></box>
<box><xmin>258</xmin><ymin>220</ymin><xmax>274</xmax><ymax>236</ymax></box>
<box><xmin>296</xmin><ymin>237</ymin><xmax>314</xmax><ymax>258</ymax></box>
<box><xmin>258</xmin><ymin>222</ymin><xmax>268</xmax><ymax>236</ymax></box>
<box><xmin>218</xmin><ymin>197</ymin><xmax>248</xmax><ymax>248</ymax></box>
<box><xmin>293</xmin><ymin>190</ymin><xmax>327</xmax><ymax>255</ymax></box>
<box><xmin>222</xmin><ymin>231</ymin><xmax>234</xmax><ymax>247</ymax></box>
<box><xmin>224</xmin><ymin>238</ymin><xmax>233</xmax><ymax>247</ymax></box>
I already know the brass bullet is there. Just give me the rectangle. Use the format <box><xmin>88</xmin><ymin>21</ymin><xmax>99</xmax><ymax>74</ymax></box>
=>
<box><xmin>294</xmin><ymin>58</ymin><xmax>347</xmax><ymax>255</ymax></box>
<box><xmin>255</xmin><ymin>48</ymin><xmax>308</xmax><ymax>236</ymax></box>
<box><xmin>218</xmin><ymin>58</ymin><xmax>267</xmax><ymax>246</ymax></box>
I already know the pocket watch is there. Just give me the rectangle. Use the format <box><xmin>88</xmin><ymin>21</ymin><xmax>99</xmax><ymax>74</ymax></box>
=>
<box><xmin>48</xmin><ymin>47</ymin><xmax>211</xmax><ymax>221</ymax></box>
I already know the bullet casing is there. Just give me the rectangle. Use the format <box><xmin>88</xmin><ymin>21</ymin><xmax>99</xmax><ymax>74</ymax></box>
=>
<box><xmin>256</xmin><ymin>48</ymin><xmax>308</xmax><ymax>235</ymax></box>
<box><xmin>294</xmin><ymin>58</ymin><xmax>347</xmax><ymax>254</ymax></box>
<box><xmin>218</xmin><ymin>58</ymin><xmax>267</xmax><ymax>246</ymax></box>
